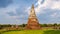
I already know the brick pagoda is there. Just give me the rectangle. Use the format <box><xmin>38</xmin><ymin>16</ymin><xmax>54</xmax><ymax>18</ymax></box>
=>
<box><xmin>25</xmin><ymin>4</ymin><xmax>41</xmax><ymax>30</ymax></box>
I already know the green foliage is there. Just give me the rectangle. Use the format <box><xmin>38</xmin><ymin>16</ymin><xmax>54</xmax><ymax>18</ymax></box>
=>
<box><xmin>19</xmin><ymin>24</ymin><xmax>26</xmax><ymax>27</ymax></box>
<box><xmin>53</xmin><ymin>23</ymin><xmax>57</xmax><ymax>26</ymax></box>
<box><xmin>0</xmin><ymin>23</ymin><xmax>60</xmax><ymax>29</ymax></box>
<box><xmin>40</xmin><ymin>24</ymin><xmax>47</xmax><ymax>27</ymax></box>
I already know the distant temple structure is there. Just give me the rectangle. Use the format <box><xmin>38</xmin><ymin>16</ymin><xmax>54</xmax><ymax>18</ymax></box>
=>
<box><xmin>25</xmin><ymin>4</ymin><xmax>41</xmax><ymax>30</ymax></box>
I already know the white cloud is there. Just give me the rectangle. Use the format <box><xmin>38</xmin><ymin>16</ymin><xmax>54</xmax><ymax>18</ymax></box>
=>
<box><xmin>51</xmin><ymin>2</ymin><xmax>60</xmax><ymax>9</ymax></box>
<box><xmin>37</xmin><ymin>0</ymin><xmax>60</xmax><ymax>9</ymax></box>
<box><xmin>25</xmin><ymin>7</ymin><xmax>31</xmax><ymax>15</ymax></box>
<box><xmin>51</xmin><ymin>13</ymin><xmax>57</xmax><ymax>17</ymax></box>
<box><xmin>34</xmin><ymin>0</ymin><xmax>60</xmax><ymax>14</ymax></box>
<box><xmin>51</xmin><ymin>12</ymin><xmax>60</xmax><ymax>18</ymax></box>
<box><xmin>26</xmin><ymin>0</ymin><xmax>60</xmax><ymax>15</ymax></box>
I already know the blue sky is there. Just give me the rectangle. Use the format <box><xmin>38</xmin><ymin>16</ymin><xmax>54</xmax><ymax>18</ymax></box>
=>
<box><xmin>0</xmin><ymin>0</ymin><xmax>60</xmax><ymax>24</ymax></box>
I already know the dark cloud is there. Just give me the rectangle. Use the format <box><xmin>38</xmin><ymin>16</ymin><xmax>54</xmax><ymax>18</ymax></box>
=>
<box><xmin>0</xmin><ymin>0</ymin><xmax>13</xmax><ymax>8</ymax></box>
<box><xmin>41</xmin><ymin>0</ymin><xmax>45</xmax><ymax>4</ymax></box>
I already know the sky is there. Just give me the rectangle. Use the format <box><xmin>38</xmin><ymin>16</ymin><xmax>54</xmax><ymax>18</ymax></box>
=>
<box><xmin>0</xmin><ymin>0</ymin><xmax>60</xmax><ymax>24</ymax></box>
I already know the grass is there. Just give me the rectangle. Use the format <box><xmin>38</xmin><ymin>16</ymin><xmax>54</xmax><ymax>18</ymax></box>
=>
<box><xmin>0</xmin><ymin>29</ymin><xmax>60</xmax><ymax>34</ymax></box>
<box><xmin>44</xmin><ymin>30</ymin><xmax>60</xmax><ymax>34</ymax></box>
<box><xmin>1</xmin><ymin>30</ymin><xmax>44</xmax><ymax>34</ymax></box>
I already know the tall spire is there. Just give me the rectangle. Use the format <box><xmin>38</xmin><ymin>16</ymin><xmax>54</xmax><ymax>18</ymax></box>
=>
<box><xmin>25</xmin><ymin>4</ymin><xmax>41</xmax><ymax>30</ymax></box>
<box><xmin>31</xmin><ymin>4</ymin><xmax>34</xmax><ymax>9</ymax></box>
<box><xmin>29</xmin><ymin>4</ymin><xmax>36</xmax><ymax>18</ymax></box>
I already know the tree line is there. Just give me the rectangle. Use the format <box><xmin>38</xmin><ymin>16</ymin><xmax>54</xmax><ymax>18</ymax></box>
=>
<box><xmin>0</xmin><ymin>23</ymin><xmax>60</xmax><ymax>29</ymax></box>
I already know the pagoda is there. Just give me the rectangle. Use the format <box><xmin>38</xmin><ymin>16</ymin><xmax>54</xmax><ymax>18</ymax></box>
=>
<box><xmin>25</xmin><ymin>4</ymin><xmax>41</xmax><ymax>30</ymax></box>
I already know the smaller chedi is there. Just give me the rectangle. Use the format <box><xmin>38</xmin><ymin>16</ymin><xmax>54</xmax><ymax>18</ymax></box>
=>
<box><xmin>25</xmin><ymin>4</ymin><xmax>41</xmax><ymax>30</ymax></box>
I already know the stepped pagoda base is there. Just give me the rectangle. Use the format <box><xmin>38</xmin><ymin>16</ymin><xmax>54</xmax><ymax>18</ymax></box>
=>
<box><xmin>25</xmin><ymin>26</ymin><xmax>41</xmax><ymax>30</ymax></box>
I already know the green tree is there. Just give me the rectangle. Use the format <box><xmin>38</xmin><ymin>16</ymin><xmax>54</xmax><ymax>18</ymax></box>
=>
<box><xmin>41</xmin><ymin>24</ymin><xmax>47</xmax><ymax>27</ymax></box>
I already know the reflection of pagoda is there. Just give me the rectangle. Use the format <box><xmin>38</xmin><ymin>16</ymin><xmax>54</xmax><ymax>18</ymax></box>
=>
<box><xmin>25</xmin><ymin>4</ymin><xmax>41</xmax><ymax>30</ymax></box>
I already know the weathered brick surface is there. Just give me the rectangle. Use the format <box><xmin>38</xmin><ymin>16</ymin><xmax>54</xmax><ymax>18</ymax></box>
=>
<box><xmin>25</xmin><ymin>4</ymin><xmax>41</xmax><ymax>30</ymax></box>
